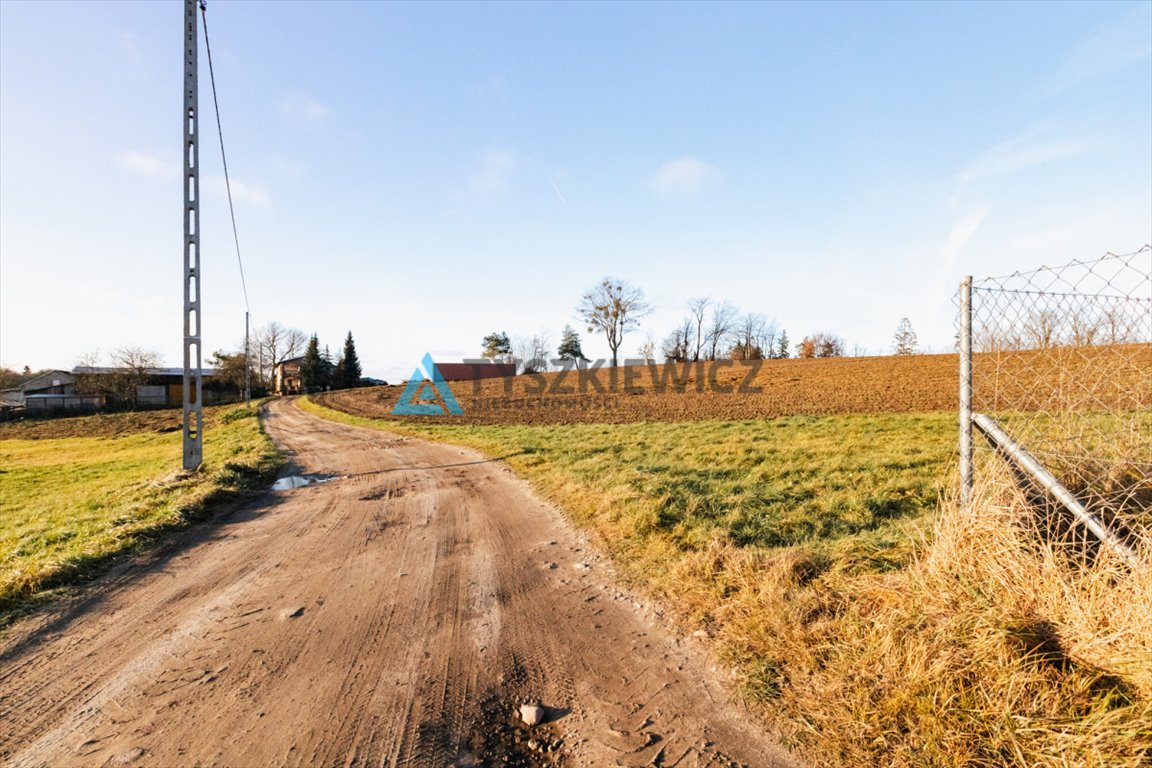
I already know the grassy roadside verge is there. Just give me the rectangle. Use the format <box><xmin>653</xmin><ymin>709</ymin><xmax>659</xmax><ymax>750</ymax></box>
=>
<box><xmin>301</xmin><ymin>396</ymin><xmax>1152</xmax><ymax>767</ymax></box>
<box><xmin>0</xmin><ymin>402</ymin><xmax>283</xmax><ymax>627</ymax></box>
<box><xmin>299</xmin><ymin>397</ymin><xmax>953</xmax><ymax>569</ymax></box>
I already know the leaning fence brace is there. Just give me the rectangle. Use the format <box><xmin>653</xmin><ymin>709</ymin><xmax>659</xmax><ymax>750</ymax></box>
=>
<box><xmin>972</xmin><ymin>413</ymin><xmax>1141</xmax><ymax>568</ymax></box>
<box><xmin>958</xmin><ymin>246</ymin><xmax>1152</xmax><ymax>565</ymax></box>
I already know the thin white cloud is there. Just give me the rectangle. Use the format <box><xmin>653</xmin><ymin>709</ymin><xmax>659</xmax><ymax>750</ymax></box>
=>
<box><xmin>1008</xmin><ymin>214</ymin><xmax>1111</xmax><ymax>254</ymax></box>
<box><xmin>1040</xmin><ymin>3</ymin><xmax>1152</xmax><ymax>97</ymax></box>
<box><xmin>119</xmin><ymin>31</ymin><xmax>142</xmax><ymax>62</ymax></box>
<box><xmin>118</xmin><ymin>150</ymin><xmax>179</xmax><ymax>178</ymax></box>
<box><xmin>118</xmin><ymin>151</ymin><xmax>269</xmax><ymax>208</ymax></box>
<box><xmin>941</xmin><ymin>205</ymin><xmax>989</xmax><ymax>267</ymax></box>
<box><xmin>957</xmin><ymin>134</ymin><xmax>1093</xmax><ymax>184</ymax></box>
<box><xmin>280</xmin><ymin>93</ymin><xmax>331</xmax><ymax>124</ymax></box>
<box><xmin>650</xmin><ymin>156</ymin><xmax>718</xmax><ymax>196</ymax></box>
<box><xmin>470</xmin><ymin>73</ymin><xmax>511</xmax><ymax>109</ymax></box>
<box><xmin>267</xmin><ymin>156</ymin><xmax>304</xmax><ymax>178</ymax></box>
<box><xmin>546</xmin><ymin>172</ymin><xmax>568</xmax><ymax>206</ymax></box>
<box><xmin>205</xmin><ymin>176</ymin><xmax>271</xmax><ymax>209</ymax></box>
<box><xmin>470</xmin><ymin>148</ymin><xmax>514</xmax><ymax>193</ymax></box>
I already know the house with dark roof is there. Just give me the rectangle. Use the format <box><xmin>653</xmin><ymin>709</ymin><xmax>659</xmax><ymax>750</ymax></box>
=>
<box><xmin>274</xmin><ymin>357</ymin><xmax>304</xmax><ymax>395</ymax></box>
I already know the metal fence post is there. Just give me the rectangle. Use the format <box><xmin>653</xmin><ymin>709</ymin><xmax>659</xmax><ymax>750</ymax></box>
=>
<box><xmin>959</xmin><ymin>275</ymin><xmax>973</xmax><ymax>508</ymax></box>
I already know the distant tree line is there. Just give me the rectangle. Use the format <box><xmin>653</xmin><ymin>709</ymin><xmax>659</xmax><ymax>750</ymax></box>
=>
<box><xmin>211</xmin><ymin>324</ymin><xmax>365</xmax><ymax>394</ymax></box>
<box><xmin>0</xmin><ymin>365</ymin><xmax>35</xmax><ymax>390</ymax></box>
<box><xmin>474</xmin><ymin>277</ymin><xmax>925</xmax><ymax>371</ymax></box>
<box><xmin>661</xmin><ymin>296</ymin><xmax>790</xmax><ymax>362</ymax></box>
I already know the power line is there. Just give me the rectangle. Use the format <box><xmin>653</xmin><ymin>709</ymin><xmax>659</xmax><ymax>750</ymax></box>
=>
<box><xmin>199</xmin><ymin>1</ymin><xmax>250</xmax><ymax>315</ymax></box>
<box><xmin>199</xmin><ymin>1</ymin><xmax>256</xmax><ymax>405</ymax></box>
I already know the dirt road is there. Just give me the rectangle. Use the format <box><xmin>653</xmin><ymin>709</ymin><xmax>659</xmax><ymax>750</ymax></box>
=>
<box><xmin>0</xmin><ymin>399</ymin><xmax>797</xmax><ymax>767</ymax></box>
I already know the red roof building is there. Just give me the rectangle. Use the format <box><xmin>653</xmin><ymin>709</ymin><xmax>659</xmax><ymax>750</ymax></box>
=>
<box><xmin>433</xmin><ymin>362</ymin><xmax>517</xmax><ymax>381</ymax></box>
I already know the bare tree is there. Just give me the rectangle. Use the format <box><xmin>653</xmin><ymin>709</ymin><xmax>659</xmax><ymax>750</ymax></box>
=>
<box><xmin>686</xmin><ymin>297</ymin><xmax>710</xmax><ymax>362</ymax></box>
<box><xmin>758</xmin><ymin>321</ymin><xmax>780</xmax><ymax>358</ymax></box>
<box><xmin>72</xmin><ymin>349</ymin><xmax>104</xmax><ymax>395</ymax></box>
<box><xmin>705</xmin><ymin>300</ymin><xmax>739</xmax><ymax>360</ymax></box>
<box><xmin>662</xmin><ymin>317</ymin><xmax>694</xmax><ymax>362</ymax></box>
<box><xmin>106</xmin><ymin>346</ymin><xmax>163</xmax><ymax>406</ymax></box>
<box><xmin>1024</xmin><ymin>309</ymin><xmax>1063</xmax><ymax>350</ymax></box>
<box><xmin>256</xmin><ymin>322</ymin><xmax>306</xmax><ymax>390</ymax></box>
<box><xmin>513</xmin><ymin>331</ymin><xmax>552</xmax><ymax>374</ymax></box>
<box><xmin>731</xmin><ymin>312</ymin><xmax>777</xmax><ymax>360</ymax></box>
<box><xmin>637</xmin><ymin>331</ymin><xmax>657</xmax><ymax>363</ymax></box>
<box><xmin>578</xmin><ymin>278</ymin><xmax>653</xmax><ymax>367</ymax></box>
<box><xmin>892</xmin><ymin>317</ymin><xmax>919</xmax><ymax>355</ymax></box>
<box><xmin>1068</xmin><ymin>311</ymin><xmax>1100</xmax><ymax>347</ymax></box>
<box><xmin>112</xmin><ymin>345</ymin><xmax>162</xmax><ymax>372</ymax></box>
<box><xmin>1100</xmin><ymin>305</ymin><xmax>1140</xmax><ymax>345</ymax></box>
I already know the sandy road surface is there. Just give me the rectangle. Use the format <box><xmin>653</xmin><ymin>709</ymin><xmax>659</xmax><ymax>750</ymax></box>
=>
<box><xmin>1</xmin><ymin>399</ymin><xmax>798</xmax><ymax>768</ymax></box>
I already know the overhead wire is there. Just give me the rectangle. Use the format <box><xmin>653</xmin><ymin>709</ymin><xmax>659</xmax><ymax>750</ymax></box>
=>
<box><xmin>199</xmin><ymin>1</ymin><xmax>251</xmax><ymax>317</ymax></box>
<box><xmin>199</xmin><ymin>1</ymin><xmax>256</xmax><ymax>402</ymax></box>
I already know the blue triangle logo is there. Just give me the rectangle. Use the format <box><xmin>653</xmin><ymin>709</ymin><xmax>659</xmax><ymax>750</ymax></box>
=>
<box><xmin>392</xmin><ymin>353</ymin><xmax>464</xmax><ymax>415</ymax></box>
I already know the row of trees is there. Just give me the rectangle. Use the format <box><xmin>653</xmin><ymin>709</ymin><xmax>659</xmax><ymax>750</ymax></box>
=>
<box><xmin>973</xmin><ymin>306</ymin><xmax>1142</xmax><ymax>353</ymax></box>
<box><xmin>660</xmin><ymin>297</ymin><xmax>790</xmax><ymax>362</ymax></box>
<box><xmin>478</xmin><ymin>277</ymin><xmax>924</xmax><ymax>371</ymax></box>
<box><xmin>481</xmin><ymin>326</ymin><xmax>590</xmax><ymax>374</ymax></box>
<box><xmin>574</xmin><ymin>278</ymin><xmax>921</xmax><ymax>364</ymax></box>
<box><xmin>298</xmin><ymin>331</ymin><xmax>362</xmax><ymax>391</ymax></box>
<box><xmin>39</xmin><ymin>322</ymin><xmax>366</xmax><ymax>406</ymax></box>
<box><xmin>209</xmin><ymin>320</ymin><xmax>308</xmax><ymax>395</ymax></box>
<box><xmin>0</xmin><ymin>365</ymin><xmax>36</xmax><ymax>390</ymax></box>
<box><xmin>211</xmin><ymin>323</ymin><xmax>364</xmax><ymax>394</ymax></box>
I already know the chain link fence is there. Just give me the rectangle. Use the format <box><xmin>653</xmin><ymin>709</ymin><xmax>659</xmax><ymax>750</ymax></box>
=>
<box><xmin>957</xmin><ymin>246</ymin><xmax>1152</xmax><ymax>565</ymax></box>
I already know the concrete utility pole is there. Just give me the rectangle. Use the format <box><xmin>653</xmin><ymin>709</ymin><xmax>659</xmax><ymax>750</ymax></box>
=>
<box><xmin>245</xmin><ymin>311</ymin><xmax>251</xmax><ymax>407</ymax></box>
<box><xmin>183</xmin><ymin>0</ymin><xmax>203</xmax><ymax>470</ymax></box>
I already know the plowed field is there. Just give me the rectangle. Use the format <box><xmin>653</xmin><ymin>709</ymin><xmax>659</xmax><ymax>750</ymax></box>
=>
<box><xmin>320</xmin><ymin>354</ymin><xmax>958</xmax><ymax>424</ymax></box>
<box><xmin>319</xmin><ymin>347</ymin><xmax>1151</xmax><ymax>425</ymax></box>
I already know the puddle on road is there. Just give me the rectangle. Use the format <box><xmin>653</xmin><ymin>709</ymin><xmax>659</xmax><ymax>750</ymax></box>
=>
<box><xmin>271</xmin><ymin>475</ymin><xmax>339</xmax><ymax>491</ymax></box>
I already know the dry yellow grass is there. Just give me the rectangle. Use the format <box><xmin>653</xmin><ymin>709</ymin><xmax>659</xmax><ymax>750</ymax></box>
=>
<box><xmin>669</xmin><ymin>479</ymin><xmax>1152</xmax><ymax>767</ymax></box>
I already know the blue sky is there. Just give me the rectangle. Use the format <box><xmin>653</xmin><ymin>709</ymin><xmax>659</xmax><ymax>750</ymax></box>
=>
<box><xmin>2</xmin><ymin>0</ymin><xmax>1149</xmax><ymax>382</ymax></box>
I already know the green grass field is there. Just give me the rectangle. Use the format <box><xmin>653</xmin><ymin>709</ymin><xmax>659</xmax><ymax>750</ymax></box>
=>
<box><xmin>299</xmin><ymin>398</ymin><xmax>954</xmax><ymax>570</ymax></box>
<box><xmin>0</xmin><ymin>404</ymin><xmax>281</xmax><ymax>623</ymax></box>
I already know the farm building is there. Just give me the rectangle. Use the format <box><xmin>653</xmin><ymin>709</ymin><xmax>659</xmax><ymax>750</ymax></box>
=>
<box><xmin>434</xmin><ymin>362</ymin><xmax>517</xmax><ymax>381</ymax></box>
<box><xmin>0</xmin><ymin>369</ymin><xmax>76</xmax><ymax>407</ymax></box>
<box><xmin>274</xmin><ymin>357</ymin><xmax>304</xmax><ymax>395</ymax></box>
<box><xmin>72</xmin><ymin>366</ymin><xmax>235</xmax><ymax>407</ymax></box>
<box><xmin>25</xmin><ymin>394</ymin><xmax>107</xmax><ymax>415</ymax></box>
